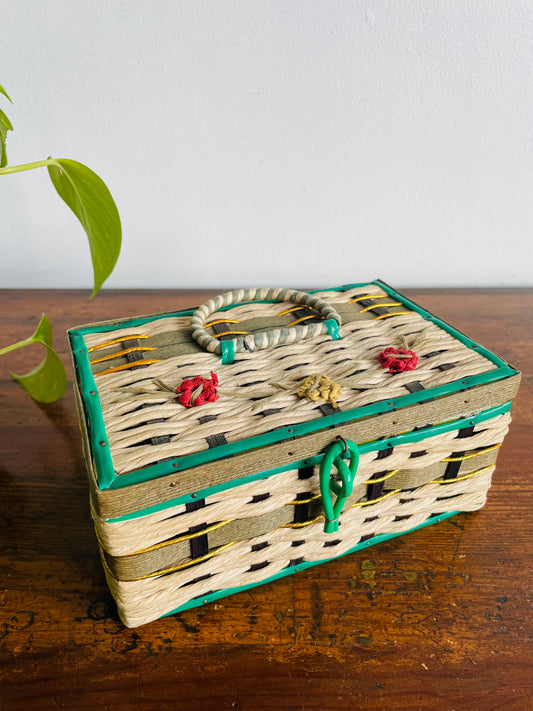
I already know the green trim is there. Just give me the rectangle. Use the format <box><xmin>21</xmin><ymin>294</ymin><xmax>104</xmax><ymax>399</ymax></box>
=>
<box><xmin>104</xmin><ymin>400</ymin><xmax>511</xmax><ymax>522</ymax></box>
<box><xmin>69</xmin><ymin>331</ymin><xmax>115</xmax><ymax>487</ymax></box>
<box><xmin>69</xmin><ymin>281</ymin><xmax>519</xmax><ymax>492</ymax></box>
<box><xmin>220</xmin><ymin>340</ymin><xmax>235</xmax><ymax>365</ymax></box>
<box><xmin>162</xmin><ymin>510</ymin><xmax>459</xmax><ymax>617</ymax></box>
<box><xmin>324</xmin><ymin>317</ymin><xmax>341</xmax><ymax>341</ymax></box>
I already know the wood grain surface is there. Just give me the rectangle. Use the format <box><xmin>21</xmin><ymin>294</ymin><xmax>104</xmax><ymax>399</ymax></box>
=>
<box><xmin>0</xmin><ymin>288</ymin><xmax>531</xmax><ymax>711</ymax></box>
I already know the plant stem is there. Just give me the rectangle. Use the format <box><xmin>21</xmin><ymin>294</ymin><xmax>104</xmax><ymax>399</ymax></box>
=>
<box><xmin>0</xmin><ymin>158</ymin><xmax>52</xmax><ymax>175</ymax></box>
<box><xmin>0</xmin><ymin>337</ymin><xmax>34</xmax><ymax>357</ymax></box>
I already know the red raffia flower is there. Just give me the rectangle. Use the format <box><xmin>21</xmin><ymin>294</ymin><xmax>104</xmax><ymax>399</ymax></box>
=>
<box><xmin>177</xmin><ymin>372</ymin><xmax>219</xmax><ymax>407</ymax></box>
<box><xmin>378</xmin><ymin>347</ymin><xmax>418</xmax><ymax>374</ymax></box>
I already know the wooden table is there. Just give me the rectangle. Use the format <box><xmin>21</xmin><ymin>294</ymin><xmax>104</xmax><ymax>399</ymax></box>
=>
<box><xmin>0</xmin><ymin>289</ymin><xmax>531</xmax><ymax>710</ymax></box>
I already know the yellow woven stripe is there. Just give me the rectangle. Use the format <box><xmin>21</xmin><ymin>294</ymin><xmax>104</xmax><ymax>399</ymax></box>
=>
<box><xmin>442</xmin><ymin>443</ymin><xmax>502</xmax><ymax>462</ymax></box>
<box><xmin>101</xmin><ymin>541</ymin><xmax>238</xmax><ymax>582</ymax></box>
<box><xmin>373</xmin><ymin>311</ymin><xmax>411</xmax><ymax>320</ymax></box>
<box><xmin>95</xmin><ymin>359</ymin><xmax>162</xmax><ymax>376</ymax></box>
<box><xmin>430</xmin><ymin>464</ymin><xmax>494</xmax><ymax>485</ymax></box>
<box><xmin>87</xmin><ymin>334</ymin><xmax>149</xmax><ymax>352</ymax></box>
<box><xmin>362</xmin><ymin>469</ymin><xmax>400</xmax><ymax>485</ymax></box>
<box><xmin>213</xmin><ymin>330</ymin><xmax>249</xmax><ymax>338</ymax></box>
<box><xmin>288</xmin><ymin>315</ymin><xmax>320</xmax><ymax>326</ymax></box>
<box><xmin>281</xmin><ymin>514</ymin><xmax>324</xmax><ymax>529</ymax></box>
<box><xmin>283</xmin><ymin>488</ymin><xmax>402</xmax><ymax>528</ymax></box>
<box><xmin>141</xmin><ymin>541</ymin><xmax>238</xmax><ymax>579</ymax></box>
<box><xmin>127</xmin><ymin>518</ymin><xmax>236</xmax><ymax>556</ymax></box>
<box><xmin>286</xmin><ymin>494</ymin><xmax>321</xmax><ymax>506</ymax></box>
<box><xmin>358</xmin><ymin>302</ymin><xmax>402</xmax><ymax>313</ymax></box>
<box><xmin>348</xmin><ymin>294</ymin><xmax>390</xmax><ymax>304</ymax></box>
<box><xmin>90</xmin><ymin>346</ymin><xmax>157</xmax><ymax>365</ymax></box>
<box><xmin>278</xmin><ymin>305</ymin><xmax>311</xmax><ymax>316</ymax></box>
<box><xmin>205</xmin><ymin>319</ymin><xmax>240</xmax><ymax>327</ymax></box>
<box><xmin>350</xmin><ymin>489</ymin><xmax>402</xmax><ymax>508</ymax></box>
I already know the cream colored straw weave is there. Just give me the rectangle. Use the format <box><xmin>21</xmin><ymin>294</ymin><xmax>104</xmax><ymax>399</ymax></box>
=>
<box><xmin>69</xmin><ymin>281</ymin><xmax>520</xmax><ymax>627</ymax></box>
<box><xmin>84</xmin><ymin>285</ymin><xmax>496</xmax><ymax>476</ymax></box>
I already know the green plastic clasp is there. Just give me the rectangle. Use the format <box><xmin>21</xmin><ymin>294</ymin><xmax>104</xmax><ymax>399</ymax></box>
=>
<box><xmin>319</xmin><ymin>436</ymin><xmax>360</xmax><ymax>533</ymax></box>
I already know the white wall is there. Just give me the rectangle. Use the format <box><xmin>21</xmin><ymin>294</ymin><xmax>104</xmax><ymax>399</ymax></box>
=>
<box><xmin>1</xmin><ymin>0</ymin><xmax>532</xmax><ymax>290</ymax></box>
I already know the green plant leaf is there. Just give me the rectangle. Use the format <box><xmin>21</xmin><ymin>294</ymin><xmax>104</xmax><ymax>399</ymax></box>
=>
<box><xmin>0</xmin><ymin>82</ymin><xmax>13</xmax><ymax>103</ymax></box>
<box><xmin>7</xmin><ymin>314</ymin><xmax>67</xmax><ymax>402</ymax></box>
<box><xmin>47</xmin><ymin>158</ymin><xmax>122</xmax><ymax>298</ymax></box>
<box><xmin>0</xmin><ymin>106</ymin><xmax>12</xmax><ymax>168</ymax></box>
<box><xmin>32</xmin><ymin>311</ymin><xmax>54</xmax><ymax>345</ymax></box>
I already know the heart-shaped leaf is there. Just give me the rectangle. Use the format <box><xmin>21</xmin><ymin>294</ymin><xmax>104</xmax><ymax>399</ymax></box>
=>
<box><xmin>47</xmin><ymin>158</ymin><xmax>122</xmax><ymax>298</ymax></box>
<box><xmin>0</xmin><ymin>83</ymin><xmax>13</xmax><ymax>103</ymax></box>
<box><xmin>0</xmin><ymin>105</ymin><xmax>13</xmax><ymax>168</ymax></box>
<box><xmin>7</xmin><ymin>314</ymin><xmax>67</xmax><ymax>402</ymax></box>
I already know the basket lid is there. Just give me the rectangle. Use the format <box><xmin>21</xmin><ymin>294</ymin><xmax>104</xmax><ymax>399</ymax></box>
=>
<box><xmin>69</xmin><ymin>280</ymin><xmax>517</xmax><ymax>494</ymax></box>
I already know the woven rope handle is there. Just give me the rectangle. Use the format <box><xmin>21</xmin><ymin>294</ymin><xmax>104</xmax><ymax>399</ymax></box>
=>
<box><xmin>190</xmin><ymin>288</ymin><xmax>342</xmax><ymax>363</ymax></box>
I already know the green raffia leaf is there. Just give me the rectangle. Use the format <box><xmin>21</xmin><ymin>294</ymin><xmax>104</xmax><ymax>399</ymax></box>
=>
<box><xmin>0</xmin><ymin>83</ymin><xmax>13</xmax><ymax>103</ymax></box>
<box><xmin>8</xmin><ymin>314</ymin><xmax>67</xmax><ymax>402</ymax></box>
<box><xmin>47</xmin><ymin>158</ymin><xmax>122</xmax><ymax>298</ymax></box>
<box><xmin>0</xmin><ymin>105</ymin><xmax>13</xmax><ymax>168</ymax></box>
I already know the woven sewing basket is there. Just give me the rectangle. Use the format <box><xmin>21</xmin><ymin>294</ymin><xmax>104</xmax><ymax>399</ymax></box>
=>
<box><xmin>68</xmin><ymin>280</ymin><xmax>520</xmax><ymax>627</ymax></box>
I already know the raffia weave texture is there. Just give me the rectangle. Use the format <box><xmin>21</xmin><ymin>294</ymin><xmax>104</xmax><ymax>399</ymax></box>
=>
<box><xmin>105</xmin><ymin>461</ymin><xmax>497</xmax><ymax>628</ymax></box>
<box><xmin>95</xmin><ymin>412</ymin><xmax>510</xmax><ymax>559</ymax></box>
<box><xmin>69</xmin><ymin>282</ymin><xmax>519</xmax><ymax>627</ymax></box>
<box><xmin>83</xmin><ymin>285</ymin><xmax>497</xmax><ymax>476</ymax></box>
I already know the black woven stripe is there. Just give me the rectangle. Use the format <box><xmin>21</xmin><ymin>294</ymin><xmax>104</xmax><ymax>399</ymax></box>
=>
<box><xmin>377</xmin><ymin>447</ymin><xmax>393</xmax><ymax>459</ymax></box>
<box><xmin>354</xmin><ymin>298</ymin><xmax>391</xmax><ymax>317</ymax></box>
<box><xmin>319</xmin><ymin>403</ymin><xmax>341</xmax><ymax>418</ymax></box>
<box><xmin>206</xmin><ymin>433</ymin><xmax>228</xmax><ymax>448</ymax></box>
<box><xmin>182</xmin><ymin>573</ymin><xmax>214</xmax><ymax>588</ymax></box>
<box><xmin>287</xmin><ymin>306</ymin><xmax>322</xmax><ymax>324</ymax></box>
<box><xmin>443</xmin><ymin>458</ymin><xmax>463</xmax><ymax>481</ymax></box>
<box><xmin>146</xmin><ymin>427</ymin><xmax>170</xmax><ymax>446</ymax></box>
<box><xmin>139</xmin><ymin>398</ymin><xmax>171</xmax><ymax>447</ymax></box>
<box><xmin>323</xmin><ymin>539</ymin><xmax>341</xmax><ymax>548</ymax></box>
<box><xmin>438</xmin><ymin>363</ymin><xmax>456</xmax><ymax>371</ymax></box>
<box><xmin>293</xmin><ymin>492</ymin><xmax>311</xmax><ymax>524</ymax></box>
<box><xmin>404</xmin><ymin>381</ymin><xmax>424</xmax><ymax>393</ymax></box>
<box><xmin>198</xmin><ymin>414</ymin><xmax>218</xmax><ymax>424</ymax></box>
<box><xmin>298</xmin><ymin>466</ymin><xmax>315</xmax><ymax>480</ymax></box>
<box><xmin>442</xmin><ymin>426</ymin><xmax>475</xmax><ymax>481</ymax></box>
<box><xmin>122</xmin><ymin>338</ymin><xmax>144</xmax><ymax>363</ymax></box>
<box><xmin>251</xmin><ymin>541</ymin><xmax>270</xmax><ymax>552</ymax></box>
<box><xmin>404</xmin><ymin>380</ymin><xmax>435</xmax><ymax>402</ymax></box>
<box><xmin>366</xmin><ymin>472</ymin><xmax>386</xmax><ymax>501</ymax></box>
<box><xmin>185</xmin><ymin>499</ymin><xmax>208</xmax><ymax>559</ymax></box>
<box><xmin>120</xmin><ymin>339</ymin><xmax>150</xmax><ymax>373</ymax></box>
<box><xmin>251</xmin><ymin>493</ymin><xmax>270</xmax><ymax>503</ymax></box>
<box><xmin>249</xmin><ymin>561</ymin><xmax>270</xmax><ymax>572</ymax></box>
